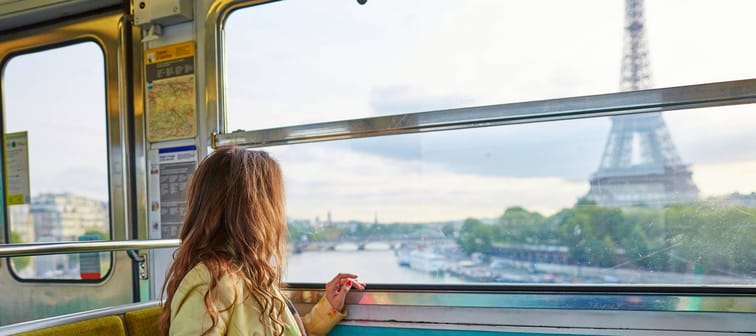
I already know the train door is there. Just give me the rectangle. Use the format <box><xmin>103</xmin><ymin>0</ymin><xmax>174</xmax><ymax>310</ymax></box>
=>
<box><xmin>0</xmin><ymin>4</ymin><xmax>143</xmax><ymax>324</ymax></box>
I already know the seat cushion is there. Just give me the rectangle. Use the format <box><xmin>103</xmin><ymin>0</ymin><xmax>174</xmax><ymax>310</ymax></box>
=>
<box><xmin>14</xmin><ymin>315</ymin><xmax>126</xmax><ymax>336</ymax></box>
<box><xmin>124</xmin><ymin>306</ymin><xmax>162</xmax><ymax>336</ymax></box>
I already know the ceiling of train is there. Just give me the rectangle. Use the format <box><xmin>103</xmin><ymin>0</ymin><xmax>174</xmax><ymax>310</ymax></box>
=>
<box><xmin>0</xmin><ymin>0</ymin><xmax>121</xmax><ymax>33</ymax></box>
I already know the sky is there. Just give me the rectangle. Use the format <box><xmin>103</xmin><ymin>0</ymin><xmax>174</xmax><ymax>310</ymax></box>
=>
<box><xmin>2</xmin><ymin>0</ymin><xmax>755</xmax><ymax>224</ymax></box>
<box><xmin>224</xmin><ymin>0</ymin><xmax>756</xmax><ymax>223</ymax></box>
<box><xmin>3</xmin><ymin>42</ymin><xmax>108</xmax><ymax>202</ymax></box>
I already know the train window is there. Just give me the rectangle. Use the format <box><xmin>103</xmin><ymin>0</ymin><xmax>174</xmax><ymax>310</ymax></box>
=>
<box><xmin>249</xmin><ymin>104</ymin><xmax>756</xmax><ymax>286</ymax></box>
<box><xmin>2</xmin><ymin>42</ymin><xmax>111</xmax><ymax>281</ymax></box>
<box><xmin>224</xmin><ymin>0</ymin><xmax>756</xmax><ymax>130</ymax></box>
<box><xmin>224</xmin><ymin>0</ymin><xmax>755</xmax><ymax>286</ymax></box>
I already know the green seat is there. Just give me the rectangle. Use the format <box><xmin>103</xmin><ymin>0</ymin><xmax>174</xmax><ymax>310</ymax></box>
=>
<box><xmin>124</xmin><ymin>306</ymin><xmax>162</xmax><ymax>336</ymax></box>
<box><xmin>14</xmin><ymin>315</ymin><xmax>126</xmax><ymax>336</ymax></box>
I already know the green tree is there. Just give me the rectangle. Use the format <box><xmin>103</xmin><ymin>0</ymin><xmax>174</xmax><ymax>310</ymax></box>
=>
<box><xmin>557</xmin><ymin>209</ymin><xmax>591</xmax><ymax>264</ymax></box>
<box><xmin>513</xmin><ymin>199</ymin><xmax>754</xmax><ymax>276</ymax></box>
<box><xmin>457</xmin><ymin>218</ymin><xmax>494</xmax><ymax>254</ymax></box>
<box><xmin>441</xmin><ymin>222</ymin><xmax>455</xmax><ymax>238</ymax></box>
<box><xmin>9</xmin><ymin>231</ymin><xmax>31</xmax><ymax>272</ymax></box>
<box><xmin>83</xmin><ymin>230</ymin><xmax>109</xmax><ymax>240</ymax></box>
<box><xmin>496</xmin><ymin>206</ymin><xmax>546</xmax><ymax>243</ymax></box>
<box><xmin>618</xmin><ymin>208</ymin><xmax>670</xmax><ymax>270</ymax></box>
<box><xmin>309</xmin><ymin>226</ymin><xmax>344</xmax><ymax>241</ymax></box>
<box><xmin>664</xmin><ymin>203</ymin><xmax>755</xmax><ymax>275</ymax></box>
<box><xmin>597</xmin><ymin>235</ymin><xmax>617</xmax><ymax>267</ymax></box>
<box><xmin>287</xmin><ymin>220</ymin><xmax>311</xmax><ymax>242</ymax></box>
<box><xmin>556</xmin><ymin>204</ymin><xmax>623</xmax><ymax>267</ymax></box>
<box><xmin>621</xmin><ymin>226</ymin><xmax>650</xmax><ymax>267</ymax></box>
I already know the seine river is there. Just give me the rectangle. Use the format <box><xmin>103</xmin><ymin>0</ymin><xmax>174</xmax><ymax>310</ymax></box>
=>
<box><xmin>285</xmin><ymin>248</ymin><xmax>468</xmax><ymax>284</ymax></box>
<box><xmin>285</xmin><ymin>245</ymin><xmax>752</xmax><ymax>286</ymax></box>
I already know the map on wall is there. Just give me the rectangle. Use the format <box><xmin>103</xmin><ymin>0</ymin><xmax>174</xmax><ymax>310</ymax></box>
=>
<box><xmin>145</xmin><ymin>41</ymin><xmax>197</xmax><ymax>142</ymax></box>
<box><xmin>3</xmin><ymin>131</ymin><xmax>30</xmax><ymax>205</ymax></box>
<box><xmin>147</xmin><ymin>145</ymin><xmax>197</xmax><ymax>239</ymax></box>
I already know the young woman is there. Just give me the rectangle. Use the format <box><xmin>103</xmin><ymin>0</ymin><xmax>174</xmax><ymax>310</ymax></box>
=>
<box><xmin>159</xmin><ymin>146</ymin><xmax>365</xmax><ymax>336</ymax></box>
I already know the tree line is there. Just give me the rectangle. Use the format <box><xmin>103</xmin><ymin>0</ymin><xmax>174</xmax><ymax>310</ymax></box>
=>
<box><xmin>286</xmin><ymin>198</ymin><xmax>754</xmax><ymax>277</ymax></box>
<box><xmin>457</xmin><ymin>198</ymin><xmax>754</xmax><ymax>276</ymax></box>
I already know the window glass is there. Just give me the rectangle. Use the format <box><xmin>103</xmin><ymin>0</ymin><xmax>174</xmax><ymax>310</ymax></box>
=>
<box><xmin>224</xmin><ymin>0</ymin><xmax>755</xmax><ymax>286</ymax></box>
<box><xmin>3</xmin><ymin>42</ymin><xmax>111</xmax><ymax>281</ymax></box>
<box><xmin>225</xmin><ymin>0</ymin><xmax>756</xmax><ymax>130</ymax></box>
<box><xmin>272</xmin><ymin>105</ymin><xmax>755</xmax><ymax>285</ymax></box>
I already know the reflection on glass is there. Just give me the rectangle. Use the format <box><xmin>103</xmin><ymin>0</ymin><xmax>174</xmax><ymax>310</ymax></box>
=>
<box><xmin>225</xmin><ymin>0</ymin><xmax>755</xmax><ymax>286</ymax></box>
<box><xmin>264</xmin><ymin>106</ymin><xmax>755</xmax><ymax>285</ymax></box>
<box><xmin>225</xmin><ymin>0</ymin><xmax>756</xmax><ymax>130</ymax></box>
<box><xmin>3</xmin><ymin>42</ymin><xmax>111</xmax><ymax>280</ymax></box>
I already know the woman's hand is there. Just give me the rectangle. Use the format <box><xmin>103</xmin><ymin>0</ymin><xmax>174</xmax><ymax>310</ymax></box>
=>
<box><xmin>325</xmin><ymin>273</ymin><xmax>366</xmax><ymax>312</ymax></box>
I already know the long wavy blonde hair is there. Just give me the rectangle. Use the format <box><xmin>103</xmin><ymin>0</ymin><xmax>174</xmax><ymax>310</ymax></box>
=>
<box><xmin>159</xmin><ymin>146</ymin><xmax>288</xmax><ymax>336</ymax></box>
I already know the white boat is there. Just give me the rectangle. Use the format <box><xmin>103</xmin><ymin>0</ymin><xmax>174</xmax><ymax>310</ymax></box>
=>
<box><xmin>395</xmin><ymin>247</ymin><xmax>412</xmax><ymax>267</ymax></box>
<box><xmin>409</xmin><ymin>250</ymin><xmax>446</xmax><ymax>273</ymax></box>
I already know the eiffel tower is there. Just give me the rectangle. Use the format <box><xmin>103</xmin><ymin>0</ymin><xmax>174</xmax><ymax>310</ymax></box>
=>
<box><xmin>585</xmin><ymin>0</ymin><xmax>699</xmax><ymax>207</ymax></box>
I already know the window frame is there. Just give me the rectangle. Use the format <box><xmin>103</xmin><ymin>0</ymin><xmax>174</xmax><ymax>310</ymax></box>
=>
<box><xmin>209</xmin><ymin>0</ymin><xmax>756</xmax><ymax>297</ymax></box>
<box><xmin>0</xmin><ymin>12</ymin><xmax>128</xmax><ymax>284</ymax></box>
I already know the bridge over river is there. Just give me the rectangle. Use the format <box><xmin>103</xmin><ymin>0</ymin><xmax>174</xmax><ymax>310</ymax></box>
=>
<box><xmin>292</xmin><ymin>236</ymin><xmax>455</xmax><ymax>252</ymax></box>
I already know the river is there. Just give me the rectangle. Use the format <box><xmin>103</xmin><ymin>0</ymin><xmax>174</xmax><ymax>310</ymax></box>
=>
<box><xmin>286</xmin><ymin>249</ymin><xmax>468</xmax><ymax>284</ymax></box>
<box><xmin>285</xmin><ymin>247</ymin><xmax>753</xmax><ymax>285</ymax></box>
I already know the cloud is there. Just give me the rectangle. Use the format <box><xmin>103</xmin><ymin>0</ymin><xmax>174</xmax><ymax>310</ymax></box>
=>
<box><xmin>270</xmin><ymin>146</ymin><xmax>587</xmax><ymax>223</ymax></box>
<box><xmin>224</xmin><ymin>0</ymin><xmax>756</xmax><ymax>194</ymax></box>
<box><xmin>665</xmin><ymin>105</ymin><xmax>756</xmax><ymax>165</ymax></box>
<box><xmin>5</xmin><ymin>0</ymin><xmax>755</xmax><ymax>219</ymax></box>
<box><xmin>646</xmin><ymin>0</ymin><xmax>756</xmax><ymax>86</ymax></box>
<box><xmin>224</xmin><ymin>0</ymin><xmax>627</xmax><ymax>129</ymax></box>
<box><xmin>349</xmin><ymin>122</ymin><xmax>608</xmax><ymax>181</ymax></box>
<box><xmin>272</xmin><ymin>142</ymin><xmax>756</xmax><ymax>224</ymax></box>
<box><xmin>369</xmin><ymin>86</ymin><xmax>474</xmax><ymax>116</ymax></box>
<box><xmin>693</xmin><ymin>160</ymin><xmax>756</xmax><ymax>197</ymax></box>
<box><xmin>35</xmin><ymin>167</ymin><xmax>109</xmax><ymax>202</ymax></box>
<box><xmin>4</xmin><ymin>42</ymin><xmax>109</xmax><ymax>201</ymax></box>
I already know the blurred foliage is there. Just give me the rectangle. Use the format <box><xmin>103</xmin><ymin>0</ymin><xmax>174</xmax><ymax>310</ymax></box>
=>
<box><xmin>461</xmin><ymin>200</ymin><xmax>754</xmax><ymax>275</ymax></box>
<box><xmin>10</xmin><ymin>231</ymin><xmax>31</xmax><ymax>271</ymax></box>
<box><xmin>286</xmin><ymin>198</ymin><xmax>755</xmax><ymax>276</ymax></box>
<box><xmin>457</xmin><ymin>218</ymin><xmax>493</xmax><ymax>254</ymax></box>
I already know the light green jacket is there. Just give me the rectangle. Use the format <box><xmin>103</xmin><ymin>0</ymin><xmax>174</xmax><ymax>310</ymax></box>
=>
<box><xmin>169</xmin><ymin>263</ymin><xmax>345</xmax><ymax>336</ymax></box>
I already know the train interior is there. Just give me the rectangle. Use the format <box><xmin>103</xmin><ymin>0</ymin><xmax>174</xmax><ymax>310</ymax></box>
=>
<box><xmin>0</xmin><ymin>0</ymin><xmax>754</xmax><ymax>335</ymax></box>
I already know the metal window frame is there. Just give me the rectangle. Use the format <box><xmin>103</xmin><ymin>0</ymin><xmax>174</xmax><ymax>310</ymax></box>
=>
<box><xmin>211</xmin><ymin>79</ymin><xmax>756</xmax><ymax>148</ymax></box>
<box><xmin>198</xmin><ymin>1</ymin><xmax>756</xmax><ymax>312</ymax></box>
<box><xmin>0</xmin><ymin>239</ymin><xmax>180</xmax><ymax>257</ymax></box>
<box><xmin>1</xmin><ymin>239</ymin><xmax>753</xmax><ymax>313</ymax></box>
<box><xmin>205</xmin><ymin>0</ymin><xmax>756</xmax><ymax>295</ymax></box>
<box><xmin>204</xmin><ymin>0</ymin><xmax>756</xmax><ymax>149</ymax></box>
<box><xmin>0</xmin><ymin>9</ymin><xmax>137</xmax><ymax>297</ymax></box>
<box><xmin>0</xmin><ymin>300</ymin><xmax>159</xmax><ymax>335</ymax></box>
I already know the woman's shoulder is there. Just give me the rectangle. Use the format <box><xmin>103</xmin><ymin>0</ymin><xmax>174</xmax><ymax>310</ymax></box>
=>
<box><xmin>177</xmin><ymin>262</ymin><xmax>243</xmax><ymax>291</ymax></box>
<box><xmin>173</xmin><ymin>262</ymin><xmax>248</xmax><ymax>310</ymax></box>
<box><xmin>173</xmin><ymin>263</ymin><xmax>209</xmax><ymax>291</ymax></box>
<box><xmin>182</xmin><ymin>262</ymin><xmax>211</xmax><ymax>283</ymax></box>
